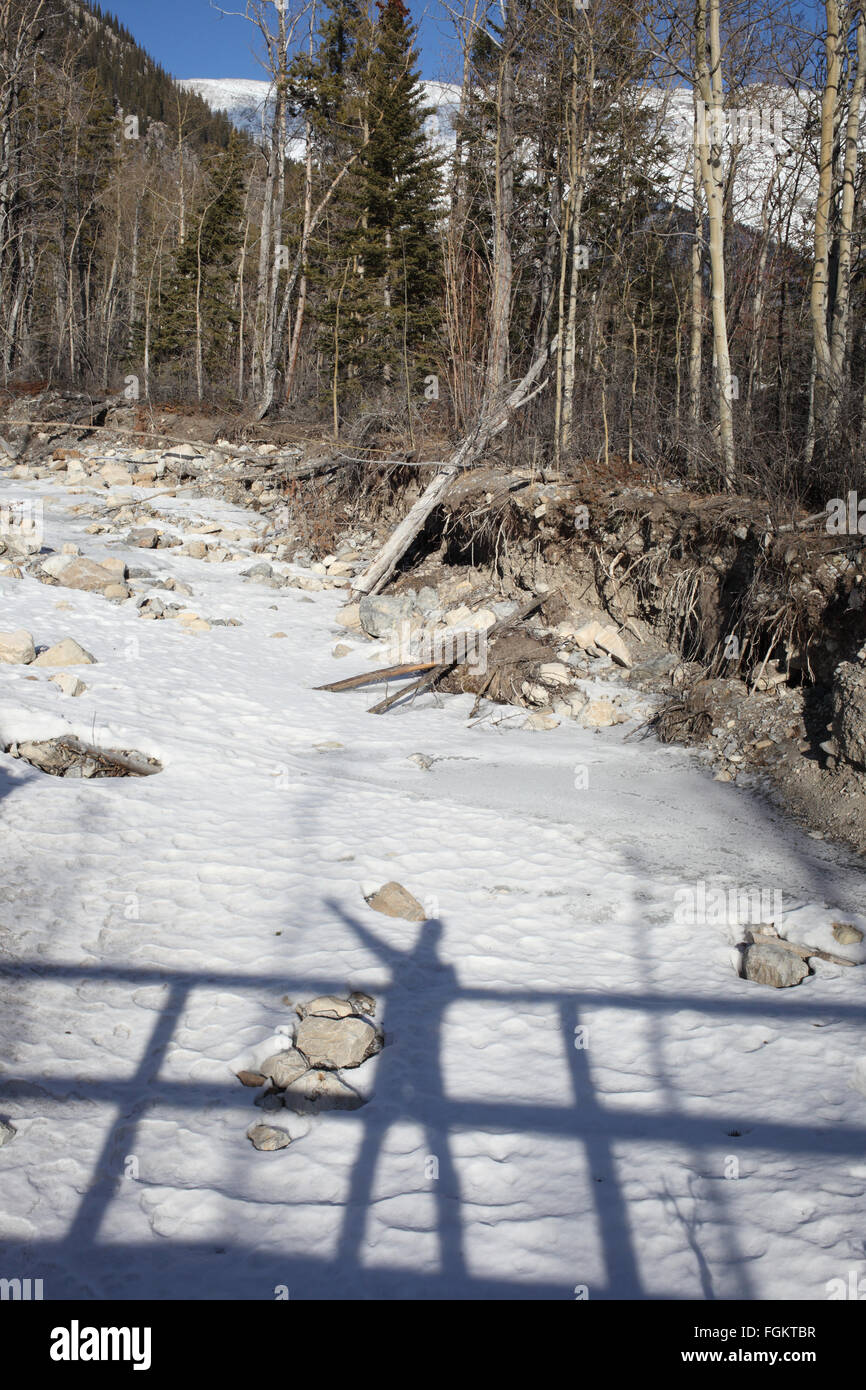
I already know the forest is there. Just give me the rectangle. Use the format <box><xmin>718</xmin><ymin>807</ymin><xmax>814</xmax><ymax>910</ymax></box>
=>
<box><xmin>2</xmin><ymin>0</ymin><xmax>866</xmax><ymax>508</ymax></box>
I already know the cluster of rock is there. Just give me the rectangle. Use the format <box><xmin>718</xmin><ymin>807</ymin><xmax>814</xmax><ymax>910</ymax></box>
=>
<box><xmin>242</xmin><ymin>992</ymin><xmax>382</xmax><ymax>1152</ymax></box>
<box><xmin>739</xmin><ymin>921</ymin><xmax>863</xmax><ymax>988</ymax></box>
<box><xmin>330</xmin><ymin>577</ymin><xmax>657</xmax><ymax>731</ymax></box>
<box><xmin>0</xmin><ymin>628</ymin><xmax>93</xmax><ymax>696</ymax></box>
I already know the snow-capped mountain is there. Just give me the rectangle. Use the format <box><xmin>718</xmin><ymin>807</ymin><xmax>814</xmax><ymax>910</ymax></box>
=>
<box><xmin>180</xmin><ymin>77</ymin><xmax>460</xmax><ymax>158</ymax></box>
<box><xmin>182</xmin><ymin>77</ymin><xmax>818</xmax><ymax>237</ymax></box>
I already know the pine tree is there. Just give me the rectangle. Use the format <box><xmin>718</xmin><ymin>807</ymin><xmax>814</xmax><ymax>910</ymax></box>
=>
<box><xmin>300</xmin><ymin>0</ymin><xmax>442</xmax><ymax>412</ymax></box>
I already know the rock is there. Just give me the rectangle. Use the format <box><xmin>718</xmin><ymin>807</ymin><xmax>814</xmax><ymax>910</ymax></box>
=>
<box><xmin>236</xmin><ymin>1070</ymin><xmax>266</xmax><ymax>1088</ymax></box>
<box><xmin>332</xmin><ymin>643</ymin><xmax>351</xmax><ymax>658</ymax></box>
<box><xmin>832</xmin><ymin>922</ymin><xmax>864</xmax><ymax>945</ymax></box>
<box><xmin>0</xmin><ymin>1119</ymin><xmax>16</xmax><ymax>1147</ymax></box>
<box><xmin>580</xmin><ymin>698</ymin><xmax>618</xmax><ymax>728</ymax></box>
<box><xmin>524</xmin><ymin>711</ymin><xmax>560</xmax><ymax>730</ymax></box>
<box><xmin>100</xmin><ymin>462</ymin><xmax>132</xmax><ymax>486</ymax></box>
<box><xmin>349</xmin><ymin>991</ymin><xmax>376</xmax><ymax>1016</ymax></box>
<box><xmin>0</xmin><ymin>628</ymin><xmax>35</xmax><ymax>664</ymax></box>
<box><xmin>31</xmin><ymin>638</ymin><xmax>95</xmax><ymax>667</ymax></box>
<box><xmin>295</xmin><ymin>1015</ymin><xmax>382</xmax><ymax>1070</ymax></box>
<box><xmin>247</xmin><ymin>1123</ymin><xmax>292</xmax><ymax>1151</ymax></box>
<box><xmin>742</xmin><ymin>942</ymin><xmax>810</xmax><ymax>988</ymax></box>
<box><xmin>573</xmin><ymin>619</ymin><xmax>605</xmax><ymax>652</ymax></box>
<box><xmin>50</xmin><ymin>673</ymin><xmax>86</xmax><ymax>697</ymax></box>
<box><xmin>298</xmin><ymin>995</ymin><xmax>356</xmax><ymax>1020</ymax></box>
<box><xmin>282</xmin><ymin>1068</ymin><xmax>366</xmax><ymax>1113</ymax></box>
<box><xmin>832</xmin><ymin>661</ymin><xmax>866</xmax><ymax>771</ymax></box>
<box><xmin>335</xmin><ymin>602</ymin><xmax>363</xmax><ymax>632</ymax></box>
<box><xmin>359</xmin><ymin>592</ymin><xmax>417</xmax><ymax>638</ymax></box>
<box><xmin>99</xmin><ymin>556</ymin><xmax>128</xmax><ymax>580</ymax></box>
<box><xmin>184</xmin><ymin>540</ymin><xmax>208</xmax><ymax>559</ymax></box>
<box><xmin>364</xmin><ymin>881</ymin><xmax>427</xmax><ymax>922</ymax></box>
<box><xmin>538</xmin><ymin>662</ymin><xmax>572</xmax><ymax>686</ymax></box>
<box><xmin>269</xmin><ymin>631</ymin><xmax>287</xmax><ymax>639</ymax></box>
<box><xmin>595</xmin><ymin>625</ymin><xmax>632</xmax><ymax>668</ymax></box>
<box><xmin>50</xmin><ymin>556</ymin><xmax>117</xmax><ymax>593</ymax></box>
<box><xmin>553</xmin><ymin>691</ymin><xmax>586</xmax><ymax>719</ymax></box>
<box><xmin>103</xmin><ymin>583</ymin><xmax>130</xmax><ymax>601</ymax></box>
<box><xmin>259</xmin><ymin>1049</ymin><xmax>309</xmax><ymax>1089</ymax></box>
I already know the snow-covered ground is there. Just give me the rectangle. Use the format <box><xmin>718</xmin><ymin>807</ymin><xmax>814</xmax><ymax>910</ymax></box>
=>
<box><xmin>1</xmin><ymin>464</ymin><xmax>865</xmax><ymax>1300</ymax></box>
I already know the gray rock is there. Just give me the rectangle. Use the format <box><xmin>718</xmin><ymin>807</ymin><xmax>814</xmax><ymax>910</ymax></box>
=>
<box><xmin>0</xmin><ymin>1120</ymin><xmax>16</xmax><ymax>1147</ymax></box>
<box><xmin>259</xmin><ymin>1049</ymin><xmax>309</xmax><ymax>1089</ymax></box>
<box><xmin>349</xmin><ymin>991</ymin><xmax>375</xmax><ymax>1016</ymax></box>
<box><xmin>247</xmin><ymin>1123</ymin><xmax>291</xmax><ymax>1151</ymax></box>
<box><xmin>358</xmin><ymin>592</ymin><xmax>417</xmax><ymax>638</ymax></box>
<box><xmin>295</xmin><ymin>1015</ymin><xmax>382</xmax><ymax>1069</ymax></box>
<box><xmin>832</xmin><ymin>661</ymin><xmax>866</xmax><ymax>771</ymax></box>
<box><xmin>742</xmin><ymin>942</ymin><xmax>810</xmax><ymax>988</ymax></box>
<box><xmin>297</xmin><ymin>995</ymin><xmax>356</xmax><ymax>1020</ymax></box>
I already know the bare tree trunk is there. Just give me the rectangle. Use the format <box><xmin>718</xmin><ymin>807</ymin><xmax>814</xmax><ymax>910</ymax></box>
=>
<box><xmin>486</xmin><ymin>0</ymin><xmax>516</xmax><ymax>398</ymax></box>
<box><xmin>354</xmin><ymin>337</ymin><xmax>557</xmax><ymax>597</ymax></box>
<box><xmin>694</xmin><ymin>0</ymin><xmax>736</xmax><ymax>486</ymax></box>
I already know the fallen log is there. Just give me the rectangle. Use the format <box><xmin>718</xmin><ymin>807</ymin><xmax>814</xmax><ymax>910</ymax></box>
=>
<box><xmin>315</xmin><ymin>659</ymin><xmax>440</xmax><ymax>693</ymax></box>
<box><xmin>352</xmin><ymin>337</ymin><xmax>557</xmax><ymax>598</ymax></box>
<box><xmin>367</xmin><ymin>591</ymin><xmax>550</xmax><ymax>714</ymax></box>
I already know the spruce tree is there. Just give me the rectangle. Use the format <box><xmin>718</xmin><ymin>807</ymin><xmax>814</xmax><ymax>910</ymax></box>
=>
<box><xmin>154</xmin><ymin>131</ymin><xmax>247</xmax><ymax>386</ymax></box>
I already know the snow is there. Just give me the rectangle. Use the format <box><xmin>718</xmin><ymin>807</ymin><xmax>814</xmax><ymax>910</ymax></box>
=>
<box><xmin>183</xmin><ymin>75</ymin><xmax>820</xmax><ymax>236</ymax></box>
<box><xmin>1</xmin><ymin>463</ymin><xmax>865</xmax><ymax>1300</ymax></box>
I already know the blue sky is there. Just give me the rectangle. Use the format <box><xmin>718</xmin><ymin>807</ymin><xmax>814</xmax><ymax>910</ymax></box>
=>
<box><xmin>103</xmin><ymin>1</ymin><xmax>460</xmax><ymax>82</ymax></box>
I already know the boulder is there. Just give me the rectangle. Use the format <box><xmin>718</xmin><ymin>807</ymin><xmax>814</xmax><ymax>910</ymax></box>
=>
<box><xmin>742</xmin><ymin>942</ymin><xmax>810</xmax><ymax>988</ymax></box>
<box><xmin>31</xmin><ymin>638</ymin><xmax>95</xmax><ymax>667</ymax></box>
<box><xmin>259</xmin><ymin>1049</ymin><xmax>309</xmax><ymax>1089</ymax></box>
<box><xmin>832</xmin><ymin>660</ymin><xmax>866</xmax><ymax>771</ymax></box>
<box><xmin>0</xmin><ymin>1119</ymin><xmax>16</xmax><ymax>1147</ymax></box>
<box><xmin>0</xmin><ymin>628</ymin><xmax>35</xmax><ymax>664</ymax></box>
<box><xmin>595</xmin><ymin>625</ymin><xmax>632</xmax><ymax>668</ymax></box>
<box><xmin>364</xmin><ymin>881</ymin><xmax>427</xmax><ymax>922</ymax></box>
<box><xmin>298</xmin><ymin>995</ymin><xmax>356</xmax><ymax>1020</ymax></box>
<box><xmin>51</xmin><ymin>557</ymin><xmax>116</xmax><ymax>593</ymax></box>
<box><xmin>295</xmin><ymin>1015</ymin><xmax>382</xmax><ymax>1070</ymax></box>
<box><xmin>580</xmin><ymin>698</ymin><xmax>618</xmax><ymax>728</ymax></box>
<box><xmin>359</xmin><ymin>592</ymin><xmax>417</xmax><ymax>638</ymax></box>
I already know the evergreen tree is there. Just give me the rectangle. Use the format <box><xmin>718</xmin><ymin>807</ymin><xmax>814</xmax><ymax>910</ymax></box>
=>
<box><xmin>300</xmin><ymin>0</ymin><xmax>442</xmax><ymax>409</ymax></box>
<box><xmin>154</xmin><ymin>131</ymin><xmax>247</xmax><ymax>384</ymax></box>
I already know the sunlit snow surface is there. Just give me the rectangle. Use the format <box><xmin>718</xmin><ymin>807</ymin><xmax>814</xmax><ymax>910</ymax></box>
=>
<box><xmin>0</xmin><ymin>466</ymin><xmax>865</xmax><ymax>1300</ymax></box>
